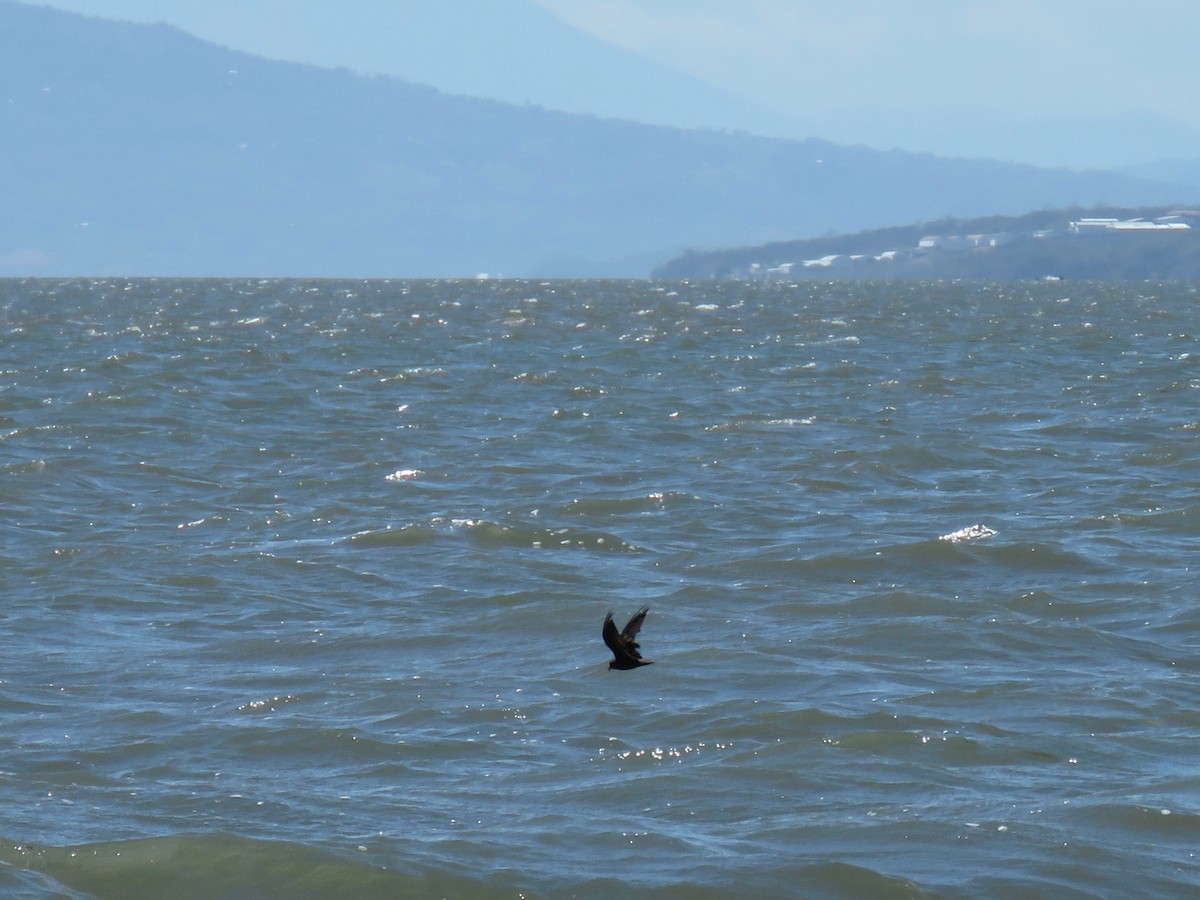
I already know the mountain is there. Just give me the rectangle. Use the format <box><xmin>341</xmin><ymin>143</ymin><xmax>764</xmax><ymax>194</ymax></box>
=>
<box><xmin>35</xmin><ymin>2</ymin><xmax>1200</xmax><ymax>172</ymax></box>
<box><xmin>29</xmin><ymin>0</ymin><xmax>787</xmax><ymax>136</ymax></box>
<box><xmin>1</xmin><ymin>1</ymin><xmax>1194</xmax><ymax>277</ymax></box>
<box><xmin>798</xmin><ymin>106</ymin><xmax>1200</xmax><ymax>172</ymax></box>
<box><xmin>653</xmin><ymin>206</ymin><xmax>1200</xmax><ymax>281</ymax></box>
<box><xmin>1120</xmin><ymin>158</ymin><xmax>1200</xmax><ymax>194</ymax></box>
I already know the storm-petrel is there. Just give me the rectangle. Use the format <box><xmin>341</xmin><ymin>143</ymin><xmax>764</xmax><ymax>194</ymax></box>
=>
<box><xmin>603</xmin><ymin>605</ymin><xmax>653</xmax><ymax>670</ymax></box>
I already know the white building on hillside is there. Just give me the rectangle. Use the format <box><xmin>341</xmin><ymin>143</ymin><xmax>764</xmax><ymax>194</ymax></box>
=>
<box><xmin>1071</xmin><ymin>217</ymin><xmax>1191</xmax><ymax>234</ymax></box>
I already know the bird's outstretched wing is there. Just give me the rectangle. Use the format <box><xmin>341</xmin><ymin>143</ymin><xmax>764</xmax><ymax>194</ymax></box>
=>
<box><xmin>603</xmin><ymin>610</ymin><xmax>644</xmax><ymax>665</ymax></box>
<box><xmin>602</xmin><ymin>612</ymin><xmax>623</xmax><ymax>654</ymax></box>
<box><xmin>620</xmin><ymin>605</ymin><xmax>649</xmax><ymax>654</ymax></box>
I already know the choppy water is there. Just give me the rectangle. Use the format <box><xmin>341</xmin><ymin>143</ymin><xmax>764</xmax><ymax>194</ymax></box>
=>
<box><xmin>2</xmin><ymin>277</ymin><xmax>1199</xmax><ymax>898</ymax></box>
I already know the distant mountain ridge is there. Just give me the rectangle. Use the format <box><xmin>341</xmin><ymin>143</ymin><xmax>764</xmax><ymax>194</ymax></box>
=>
<box><xmin>1</xmin><ymin>0</ymin><xmax>1195</xmax><ymax>277</ymax></box>
<box><xmin>35</xmin><ymin>1</ymin><xmax>1200</xmax><ymax>172</ymax></box>
<box><xmin>29</xmin><ymin>0</ymin><xmax>788</xmax><ymax>136</ymax></box>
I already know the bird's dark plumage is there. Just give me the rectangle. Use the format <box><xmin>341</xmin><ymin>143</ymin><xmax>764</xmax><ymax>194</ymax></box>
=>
<box><xmin>603</xmin><ymin>605</ymin><xmax>653</xmax><ymax>669</ymax></box>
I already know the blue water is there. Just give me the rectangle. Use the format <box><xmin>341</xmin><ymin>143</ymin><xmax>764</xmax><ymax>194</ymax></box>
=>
<box><xmin>2</xmin><ymin>278</ymin><xmax>1199</xmax><ymax>898</ymax></box>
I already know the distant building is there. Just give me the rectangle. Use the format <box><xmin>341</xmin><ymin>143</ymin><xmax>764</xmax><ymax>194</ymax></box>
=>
<box><xmin>984</xmin><ymin>232</ymin><xmax>1015</xmax><ymax>247</ymax></box>
<box><xmin>1111</xmin><ymin>220</ymin><xmax>1190</xmax><ymax>231</ymax></box>
<box><xmin>1070</xmin><ymin>218</ymin><xmax>1119</xmax><ymax>235</ymax></box>
<box><xmin>1071</xmin><ymin>217</ymin><xmax>1190</xmax><ymax>234</ymax></box>
<box><xmin>808</xmin><ymin>254</ymin><xmax>857</xmax><ymax>268</ymax></box>
<box><xmin>966</xmin><ymin>233</ymin><xmax>1013</xmax><ymax>248</ymax></box>
<box><xmin>919</xmin><ymin>235</ymin><xmax>969</xmax><ymax>252</ymax></box>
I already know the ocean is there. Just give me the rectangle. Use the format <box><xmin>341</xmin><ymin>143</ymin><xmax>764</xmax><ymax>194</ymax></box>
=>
<box><xmin>2</xmin><ymin>277</ymin><xmax>1198</xmax><ymax>898</ymax></box>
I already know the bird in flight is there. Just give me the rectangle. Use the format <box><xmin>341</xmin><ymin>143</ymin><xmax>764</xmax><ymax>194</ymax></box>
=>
<box><xmin>603</xmin><ymin>605</ymin><xmax>653</xmax><ymax>670</ymax></box>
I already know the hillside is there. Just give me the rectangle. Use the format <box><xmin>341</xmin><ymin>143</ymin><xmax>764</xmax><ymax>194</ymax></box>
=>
<box><xmin>653</xmin><ymin>206</ymin><xmax>1200</xmax><ymax>281</ymax></box>
<box><xmin>0</xmin><ymin>1</ymin><xmax>1194</xmax><ymax>277</ymax></box>
<box><xmin>33</xmin><ymin>0</ymin><xmax>784</xmax><ymax>137</ymax></box>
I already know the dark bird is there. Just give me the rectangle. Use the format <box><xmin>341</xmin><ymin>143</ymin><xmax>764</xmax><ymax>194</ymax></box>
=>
<box><xmin>603</xmin><ymin>605</ymin><xmax>653</xmax><ymax>670</ymax></box>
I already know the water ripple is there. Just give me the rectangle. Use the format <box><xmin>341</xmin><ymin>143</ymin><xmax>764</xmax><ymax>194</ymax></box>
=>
<box><xmin>2</xmin><ymin>278</ymin><xmax>1199</xmax><ymax>896</ymax></box>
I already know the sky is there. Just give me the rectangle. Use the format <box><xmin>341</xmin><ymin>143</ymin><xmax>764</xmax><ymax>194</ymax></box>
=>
<box><xmin>28</xmin><ymin>0</ymin><xmax>1200</xmax><ymax>168</ymax></box>
<box><xmin>532</xmin><ymin>0</ymin><xmax>1200</xmax><ymax>127</ymax></box>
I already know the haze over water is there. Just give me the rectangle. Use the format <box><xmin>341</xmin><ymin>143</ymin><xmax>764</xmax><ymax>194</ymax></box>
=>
<box><xmin>2</xmin><ymin>278</ymin><xmax>1199</xmax><ymax>898</ymax></box>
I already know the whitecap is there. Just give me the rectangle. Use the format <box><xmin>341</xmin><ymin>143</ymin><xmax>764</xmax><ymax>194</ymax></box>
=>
<box><xmin>938</xmin><ymin>524</ymin><xmax>998</xmax><ymax>543</ymax></box>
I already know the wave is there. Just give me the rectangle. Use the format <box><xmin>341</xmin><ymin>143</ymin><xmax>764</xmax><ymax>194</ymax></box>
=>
<box><xmin>347</xmin><ymin>518</ymin><xmax>642</xmax><ymax>552</ymax></box>
<box><xmin>0</xmin><ymin>832</ymin><xmax>955</xmax><ymax>899</ymax></box>
<box><xmin>0</xmin><ymin>833</ymin><xmax>522</xmax><ymax>900</ymax></box>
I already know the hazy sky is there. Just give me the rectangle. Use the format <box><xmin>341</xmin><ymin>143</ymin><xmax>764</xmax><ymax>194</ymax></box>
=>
<box><xmin>28</xmin><ymin>0</ymin><xmax>1200</xmax><ymax>167</ymax></box>
<box><xmin>532</xmin><ymin>0</ymin><xmax>1200</xmax><ymax>127</ymax></box>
